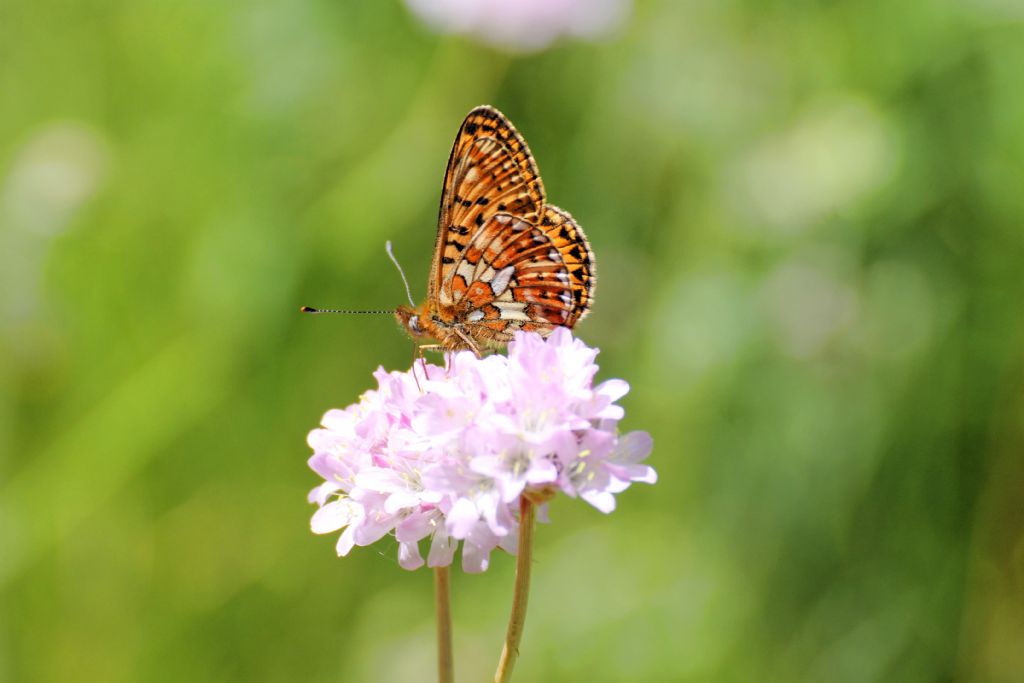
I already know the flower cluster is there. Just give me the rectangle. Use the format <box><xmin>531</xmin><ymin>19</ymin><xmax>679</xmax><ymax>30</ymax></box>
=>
<box><xmin>307</xmin><ymin>329</ymin><xmax>655</xmax><ymax>572</ymax></box>
<box><xmin>403</xmin><ymin>0</ymin><xmax>631</xmax><ymax>53</ymax></box>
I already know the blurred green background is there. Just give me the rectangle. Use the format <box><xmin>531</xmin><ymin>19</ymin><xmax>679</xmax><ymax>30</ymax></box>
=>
<box><xmin>2</xmin><ymin>1</ymin><xmax>1024</xmax><ymax>681</ymax></box>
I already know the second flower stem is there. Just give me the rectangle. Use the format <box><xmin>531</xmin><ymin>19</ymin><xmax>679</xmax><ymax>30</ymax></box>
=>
<box><xmin>493</xmin><ymin>496</ymin><xmax>536</xmax><ymax>683</ymax></box>
<box><xmin>434</xmin><ymin>566</ymin><xmax>453</xmax><ymax>683</ymax></box>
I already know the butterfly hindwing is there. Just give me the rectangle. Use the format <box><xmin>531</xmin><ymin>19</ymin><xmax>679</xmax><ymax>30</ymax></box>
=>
<box><xmin>539</xmin><ymin>205</ymin><xmax>594</xmax><ymax>326</ymax></box>
<box><xmin>447</xmin><ymin>208</ymin><xmax>592</xmax><ymax>346</ymax></box>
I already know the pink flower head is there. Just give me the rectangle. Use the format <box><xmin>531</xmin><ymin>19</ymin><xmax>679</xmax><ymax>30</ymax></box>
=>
<box><xmin>403</xmin><ymin>0</ymin><xmax>631</xmax><ymax>53</ymax></box>
<box><xmin>307</xmin><ymin>329</ymin><xmax>656</xmax><ymax>572</ymax></box>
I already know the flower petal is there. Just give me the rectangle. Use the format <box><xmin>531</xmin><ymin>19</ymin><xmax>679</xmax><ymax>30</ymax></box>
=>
<box><xmin>398</xmin><ymin>541</ymin><xmax>425</xmax><ymax>570</ymax></box>
<box><xmin>355</xmin><ymin>467</ymin><xmax>406</xmax><ymax>493</ymax></box>
<box><xmin>427</xmin><ymin>531</ymin><xmax>456</xmax><ymax>567</ymax></box>
<box><xmin>310</xmin><ymin>500</ymin><xmax>356</xmax><ymax>534</ymax></box>
<box><xmin>396</xmin><ymin>512</ymin><xmax>436</xmax><ymax>543</ymax></box>
<box><xmin>581</xmin><ymin>490</ymin><xmax>617</xmax><ymax>513</ymax></box>
<box><xmin>595</xmin><ymin>378</ymin><xmax>630</xmax><ymax>403</ymax></box>
<box><xmin>384</xmin><ymin>490</ymin><xmax>422</xmax><ymax>514</ymax></box>
<box><xmin>308</xmin><ymin>481</ymin><xmax>340</xmax><ymax>505</ymax></box>
<box><xmin>446</xmin><ymin>498</ymin><xmax>479</xmax><ymax>539</ymax></box>
<box><xmin>613</xmin><ymin>431</ymin><xmax>654</xmax><ymax>463</ymax></box>
<box><xmin>336</xmin><ymin>525</ymin><xmax>357</xmax><ymax>556</ymax></box>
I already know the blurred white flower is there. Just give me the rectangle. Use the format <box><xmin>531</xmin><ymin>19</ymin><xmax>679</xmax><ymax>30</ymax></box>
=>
<box><xmin>3</xmin><ymin>122</ymin><xmax>109</xmax><ymax>237</ymax></box>
<box><xmin>1</xmin><ymin>121</ymin><xmax>109</xmax><ymax>335</ymax></box>
<box><xmin>404</xmin><ymin>0</ymin><xmax>631</xmax><ymax>52</ymax></box>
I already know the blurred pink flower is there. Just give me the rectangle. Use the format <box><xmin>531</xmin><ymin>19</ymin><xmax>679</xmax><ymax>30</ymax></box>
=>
<box><xmin>403</xmin><ymin>0</ymin><xmax>631</xmax><ymax>53</ymax></box>
<box><xmin>307</xmin><ymin>329</ymin><xmax>655</xmax><ymax>572</ymax></box>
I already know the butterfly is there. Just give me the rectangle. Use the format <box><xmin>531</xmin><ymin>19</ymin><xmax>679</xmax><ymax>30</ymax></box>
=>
<box><xmin>395</xmin><ymin>105</ymin><xmax>595</xmax><ymax>356</ymax></box>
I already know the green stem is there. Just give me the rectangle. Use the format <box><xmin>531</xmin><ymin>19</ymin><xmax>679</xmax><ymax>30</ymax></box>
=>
<box><xmin>493</xmin><ymin>496</ymin><xmax>536</xmax><ymax>683</ymax></box>
<box><xmin>434</xmin><ymin>566</ymin><xmax>454</xmax><ymax>683</ymax></box>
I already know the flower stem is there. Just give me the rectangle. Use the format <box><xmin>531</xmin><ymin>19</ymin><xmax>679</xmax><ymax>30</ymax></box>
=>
<box><xmin>434</xmin><ymin>566</ymin><xmax>454</xmax><ymax>683</ymax></box>
<box><xmin>493</xmin><ymin>496</ymin><xmax>536</xmax><ymax>683</ymax></box>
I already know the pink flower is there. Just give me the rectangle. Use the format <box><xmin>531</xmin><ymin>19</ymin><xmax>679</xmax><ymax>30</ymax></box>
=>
<box><xmin>307</xmin><ymin>329</ymin><xmax>656</xmax><ymax>572</ymax></box>
<box><xmin>403</xmin><ymin>0</ymin><xmax>631</xmax><ymax>53</ymax></box>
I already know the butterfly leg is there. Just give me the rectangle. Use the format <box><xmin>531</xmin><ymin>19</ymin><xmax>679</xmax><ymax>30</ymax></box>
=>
<box><xmin>451</xmin><ymin>328</ymin><xmax>482</xmax><ymax>359</ymax></box>
<box><xmin>411</xmin><ymin>344</ymin><xmax>444</xmax><ymax>391</ymax></box>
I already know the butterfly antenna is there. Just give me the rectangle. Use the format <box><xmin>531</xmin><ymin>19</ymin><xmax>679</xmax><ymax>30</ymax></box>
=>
<box><xmin>300</xmin><ymin>306</ymin><xmax>393</xmax><ymax>314</ymax></box>
<box><xmin>386</xmin><ymin>240</ymin><xmax>417</xmax><ymax>308</ymax></box>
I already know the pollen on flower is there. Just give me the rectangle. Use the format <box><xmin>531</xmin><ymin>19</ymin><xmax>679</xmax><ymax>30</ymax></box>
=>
<box><xmin>306</xmin><ymin>328</ymin><xmax>655</xmax><ymax>572</ymax></box>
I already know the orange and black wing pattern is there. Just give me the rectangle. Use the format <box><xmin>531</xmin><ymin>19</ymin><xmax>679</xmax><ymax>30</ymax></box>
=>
<box><xmin>431</xmin><ymin>106</ymin><xmax>546</xmax><ymax>306</ymax></box>
<box><xmin>419</xmin><ymin>106</ymin><xmax>595</xmax><ymax>351</ymax></box>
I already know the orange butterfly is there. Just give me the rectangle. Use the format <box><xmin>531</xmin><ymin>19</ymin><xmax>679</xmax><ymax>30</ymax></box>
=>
<box><xmin>395</xmin><ymin>105</ymin><xmax>595</xmax><ymax>356</ymax></box>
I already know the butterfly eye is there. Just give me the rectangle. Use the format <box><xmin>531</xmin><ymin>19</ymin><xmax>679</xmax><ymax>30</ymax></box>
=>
<box><xmin>408</xmin><ymin>315</ymin><xmax>423</xmax><ymax>334</ymax></box>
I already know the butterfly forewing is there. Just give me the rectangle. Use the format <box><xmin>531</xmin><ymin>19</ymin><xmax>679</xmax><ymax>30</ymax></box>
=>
<box><xmin>434</xmin><ymin>107</ymin><xmax>545</xmax><ymax>302</ymax></box>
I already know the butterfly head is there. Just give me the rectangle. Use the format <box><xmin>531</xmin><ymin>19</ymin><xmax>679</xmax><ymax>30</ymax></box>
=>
<box><xmin>396</xmin><ymin>304</ymin><xmax>432</xmax><ymax>340</ymax></box>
